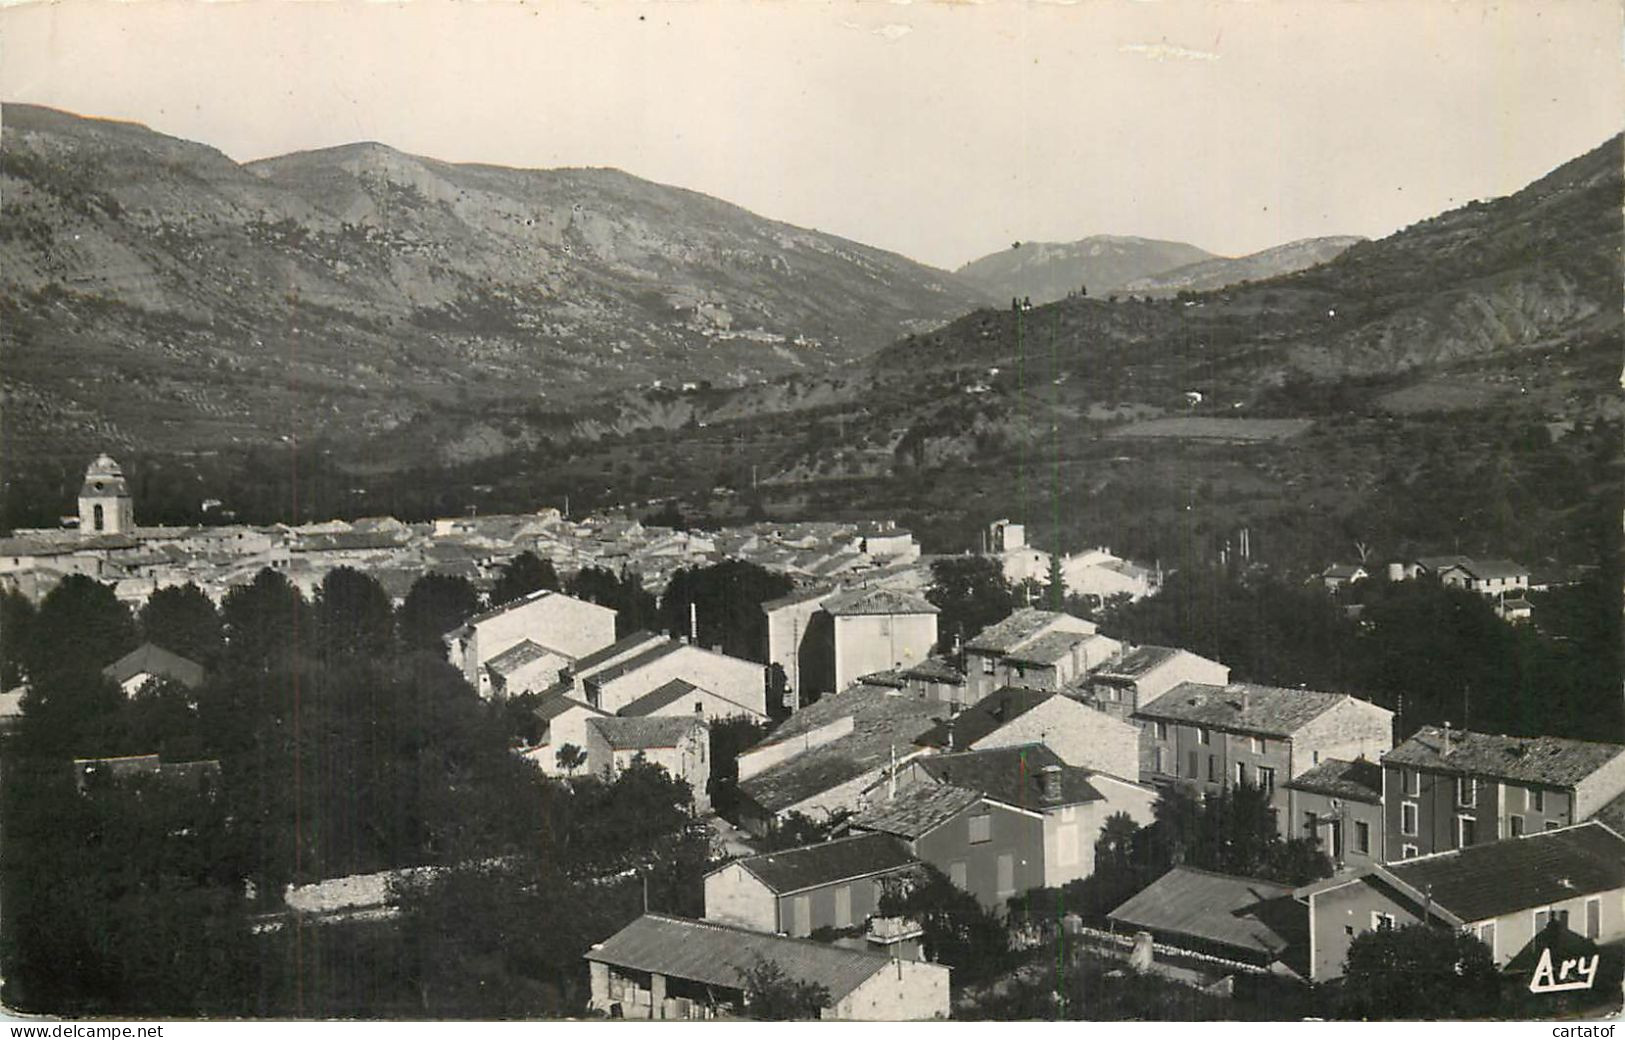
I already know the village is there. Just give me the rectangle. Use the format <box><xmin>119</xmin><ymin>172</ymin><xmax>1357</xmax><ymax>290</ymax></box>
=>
<box><xmin>2</xmin><ymin>454</ymin><xmax>1621</xmax><ymax>1020</ymax></box>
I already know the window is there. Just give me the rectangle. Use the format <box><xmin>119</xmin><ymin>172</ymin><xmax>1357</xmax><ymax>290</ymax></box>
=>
<box><xmin>1236</xmin><ymin>762</ymin><xmax>1248</xmax><ymax>787</ymax></box>
<box><xmin>1508</xmin><ymin>814</ymin><xmax>1524</xmax><ymax>838</ymax></box>
<box><xmin>968</xmin><ymin>813</ymin><xmax>992</xmax><ymax>844</ymax></box>
<box><xmin>1258</xmin><ymin>766</ymin><xmax>1276</xmax><ymax>796</ymax></box>
<box><xmin>996</xmin><ymin>853</ymin><xmax>1015</xmax><ymax>898</ymax></box>
<box><xmin>1355</xmin><ymin>820</ymin><xmax>1371</xmax><ymax>854</ymax></box>
<box><xmin>949</xmin><ymin>861</ymin><xmax>967</xmax><ymax>889</ymax></box>
<box><xmin>1312</xmin><ymin>750</ymin><xmax>1321</xmax><ymax>765</ymax></box>
<box><xmin>1535</xmin><ymin>908</ymin><xmax>1570</xmax><ymax>932</ymax></box>
<box><xmin>1586</xmin><ymin>898</ymin><xmax>1601</xmax><ymax>940</ymax></box>
<box><xmin>1304</xmin><ymin>811</ymin><xmax>1319</xmax><ymax>838</ymax></box>
<box><xmin>1208</xmin><ymin>755</ymin><xmax>1219</xmax><ymax>783</ymax></box>
<box><xmin>1457</xmin><ymin>815</ymin><xmax>1477</xmax><ymax>847</ymax></box>
<box><xmin>1403</xmin><ymin>769</ymin><xmax>1420</xmax><ymax>797</ymax></box>
<box><xmin>1345</xmin><ymin>925</ymin><xmax>1355</xmax><ymax>937</ymax></box>
<box><xmin>1532</xmin><ymin>788</ymin><xmax>1545</xmax><ymax>812</ymax></box>
<box><xmin>1545</xmin><ymin>819</ymin><xmax>1562</xmax><ymax>831</ymax></box>
<box><xmin>1457</xmin><ymin>777</ymin><xmax>1477</xmax><ymax>807</ymax></box>
<box><xmin>1478</xmin><ymin>922</ymin><xmax>1496</xmax><ymax>959</ymax></box>
<box><xmin>981</xmin><ymin>657</ymin><xmax>996</xmax><ymax>675</ymax></box>
<box><xmin>1401</xmin><ymin>844</ymin><xmax>1419</xmax><ymax>859</ymax></box>
<box><xmin>1187</xmin><ymin>751</ymin><xmax>1199</xmax><ymax>779</ymax></box>
<box><xmin>791</xmin><ymin>896</ymin><xmax>811</xmax><ymax>936</ymax></box>
<box><xmin>1371</xmin><ymin>912</ymin><xmax>1396</xmax><ymax>931</ymax></box>
<box><xmin>1252</xmin><ymin>735</ymin><xmax>1267</xmax><ymax>755</ymax></box>
<box><xmin>1154</xmin><ymin>721</ymin><xmax>1168</xmax><ymax>741</ymax></box>
<box><xmin>93</xmin><ymin>503</ymin><xmax>105</xmax><ymax>532</ymax></box>
<box><xmin>1506</xmin><ymin>786</ymin><xmax>1526</xmax><ymax>813</ymax></box>
<box><xmin>1401</xmin><ymin>802</ymin><xmax>1418</xmax><ymax>836</ymax></box>
<box><xmin>1154</xmin><ymin>747</ymin><xmax>1168</xmax><ymax>774</ymax></box>
<box><xmin>1268</xmin><ymin>808</ymin><xmax>1280</xmax><ymax>835</ymax></box>
<box><xmin>1198</xmin><ymin>727</ymin><xmax>1211</xmax><ymax>746</ymax></box>
<box><xmin>834</xmin><ymin>885</ymin><xmax>853</xmax><ymax>928</ymax></box>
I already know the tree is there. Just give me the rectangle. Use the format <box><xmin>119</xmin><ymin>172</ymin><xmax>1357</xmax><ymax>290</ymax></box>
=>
<box><xmin>1337</xmin><ymin>923</ymin><xmax>1502</xmax><ymax>1020</ymax></box>
<box><xmin>1141</xmin><ymin>782</ymin><xmax>1332</xmax><ymax>887</ymax></box>
<box><xmin>25</xmin><ymin>575</ymin><xmax>137</xmax><ymax>684</ymax></box>
<box><xmin>738</xmin><ymin>956</ymin><xmax>830</xmax><ymax>1020</ymax></box>
<box><xmin>658</xmin><ymin>561</ymin><xmax>792</xmax><ymax>660</ymax></box>
<box><xmin>490</xmin><ymin>551</ymin><xmax>559</xmax><ymax>606</ymax></box>
<box><xmin>568</xmin><ymin>566</ymin><xmax>658</xmax><ymax>638</ymax></box>
<box><xmin>1</xmin><ymin>589</ymin><xmax>36</xmax><ymax>687</ymax></box>
<box><xmin>220</xmin><ymin>568</ymin><xmax>305</xmax><ymax>673</ymax></box>
<box><xmin>313</xmin><ymin>567</ymin><xmax>395</xmax><ymax>660</ymax></box>
<box><xmin>555</xmin><ymin>743</ymin><xmax>588</xmax><ymax>775</ymax></box>
<box><xmin>757</xmin><ymin>810</ymin><xmax>852</xmax><ymax>853</ymax></box>
<box><xmin>1046</xmin><ymin>552</ymin><xmax>1066</xmax><ymax>611</ymax></box>
<box><xmin>877</xmin><ymin>865</ymin><xmax>1012</xmax><ymax>987</ymax></box>
<box><xmin>138</xmin><ymin>583</ymin><xmax>223</xmax><ymax>666</ymax></box>
<box><xmin>708</xmin><ymin>715</ymin><xmax>774</xmax><ymax>820</ymax></box>
<box><xmin>398</xmin><ymin>573</ymin><xmax>480</xmax><ymax>655</ymax></box>
<box><xmin>926</xmin><ymin>555</ymin><xmax>1015</xmax><ymax>654</ymax></box>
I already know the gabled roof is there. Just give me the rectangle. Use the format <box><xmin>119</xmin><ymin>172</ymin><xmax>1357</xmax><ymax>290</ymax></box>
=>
<box><xmin>585</xmin><ymin>913</ymin><xmax>903</xmax><ymax>1003</ymax></box>
<box><xmin>1451</xmin><ymin>558</ymin><xmax>1529</xmax><ymax>580</ymax></box>
<box><xmin>822</xmin><ymin>586</ymin><xmax>938</xmax><ymax>617</ymax></box>
<box><xmin>914</xmin><ymin>687</ymin><xmax>1051</xmax><ymax>751</ymax></box>
<box><xmin>851</xmin><ymin>784</ymin><xmax>984</xmax><ymax>840</ymax></box>
<box><xmin>485</xmin><ymin>639</ymin><xmax>563</xmax><ymax>676</ymax></box>
<box><xmin>1136</xmin><ymin>682</ymin><xmax>1372</xmax><ymax>739</ymax></box>
<box><xmin>899</xmin><ymin>656</ymin><xmax>964</xmax><ymax>685</ymax></box>
<box><xmin>587</xmin><ymin>715</ymin><xmax>704</xmax><ymax>751</ymax></box>
<box><xmin>1383</xmin><ymin>726</ymin><xmax>1625</xmax><ymax>788</ymax></box>
<box><xmin>1092</xmin><ymin>644</ymin><xmax>1183</xmax><ymax>683</ymax></box>
<box><xmin>726</xmin><ymin>833</ymin><xmax>917</xmax><ymax>895</ymax></box>
<box><xmin>571</xmin><ymin>629</ymin><xmax>666</xmax><ymax>674</ymax></box>
<box><xmin>532</xmin><ymin>693</ymin><xmax>606</xmax><ymax>725</ymax></box>
<box><xmin>1283</xmin><ymin>758</ymin><xmax>1383</xmax><ymax>804</ymax></box>
<box><xmin>1108</xmin><ymin>866</ymin><xmax>1301</xmax><ymax>958</ymax></box>
<box><xmin>1003</xmin><ymin>630</ymin><xmax>1091</xmax><ymax>666</ymax></box>
<box><xmin>583</xmin><ymin>640</ymin><xmax>683</xmax><ymax>687</ymax></box>
<box><xmin>100</xmin><ymin>643</ymin><xmax>206</xmax><ymax>689</ymax></box>
<box><xmin>1384</xmin><ymin>822</ymin><xmax>1625</xmax><ymax>924</ymax></box>
<box><xmin>964</xmin><ymin>608</ymin><xmax>1093</xmax><ymax>654</ymax></box>
<box><xmin>915</xmin><ymin>744</ymin><xmax>1101</xmax><ymax>811</ymax></box>
<box><xmin>761</xmin><ymin>583</ymin><xmax>837</xmax><ymax>612</ymax></box>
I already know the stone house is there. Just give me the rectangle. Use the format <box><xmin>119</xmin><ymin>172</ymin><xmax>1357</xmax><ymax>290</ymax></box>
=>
<box><xmin>703</xmin><ymin>832</ymin><xmax>919</xmax><ymax>937</ymax></box>
<box><xmin>445</xmin><ymin>589</ymin><xmax>616</xmax><ymax>698</ymax></box>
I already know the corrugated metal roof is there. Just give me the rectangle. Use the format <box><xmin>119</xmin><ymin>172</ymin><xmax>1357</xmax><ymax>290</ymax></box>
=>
<box><xmin>1107</xmin><ymin>866</ymin><xmax>1299</xmax><ymax>956</ymax></box>
<box><xmin>1386</xmin><ymin>822</ymin><xmax>1625</xmax><ymax>923</ymax></box>
<box><xmin>584</xmin><ymin>913</ymin><xmax>894</xmax><ymax>1002</ymax></box>
<box><xmin>730</xmin><ymin>833</ymin><xmax>917</xmax><ymax>895</ymax></box>
<box><xmin>1383</xmin><ymin>727</ymin><xmax>1624</xmax><ymax>788</ymax></box>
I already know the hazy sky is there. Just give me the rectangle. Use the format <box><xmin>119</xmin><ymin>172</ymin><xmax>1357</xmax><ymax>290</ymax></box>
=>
<box><xmin>3</xmin><ymin>0</ymin><xmax>1621</xmax><ymax>269</ymax></box>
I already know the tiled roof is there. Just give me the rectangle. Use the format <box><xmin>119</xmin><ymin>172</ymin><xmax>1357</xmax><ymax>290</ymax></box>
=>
<box><xmin>1135</xmin><ymin>682</ymin><xmax>1367</xmax><ymax>738</ymax></box>
<box><xmin>1386</xmin><ymin>822</ymin><xmax>1625</xmax><ymax>923</ymax></box>
<box><xmin>100</xmin><ymin>643</ymin><xmax>206</xmax><ymax>689</ymax></box>
<box><xmin>729</xmin><ymin>833</ymin><xmax>917</xmax><ymax>895</ymax></box>
<box><xmin>851</xmin><ymin>784</ymin><xmax>984</xmax><ymax>840</ymax></box>
<box><xmin>585</xmin><ymin>913</ymin><xmax>897</xmax><ymax>1002</ymax></box>
<box><xmin>1003</xmin><ymin>630</ymin><xmax>1089</xmax><ymax>666</ymax></box>
<box><xmin>914</xmin><ymin>687</ymin><xmax>1050</xmax><ymax>751</ymax></box>
<box><xmin>1108</xmin><ymin>866</ymin><xmax>1300</xmax><ymax>957</ymax></box>
<box><xmin>1383</xmin><ymin>727</ymin><xmax>1625</xmax><ymax>788</ymax></box>
<box><xmin>1587</xmin><ymin>787</ymin><xmax>1625</xmax><ymax>835</ymax></box>
<box><xmin>916</xmin><ymin>744</ymin><xmax>1101</xmax><ymax>811</ymax></box>
<box><xmin>900</xmin><ymin>656</ymin><xmax>964</xmax><ymax>685</ymax></box>
<box><xmin>532</xmin><ymin>693</ymin><xmax>606</xmax><ymax>725</ymax></box>
<box><xmin>822</xmin><ymin>587</ymin><xmax>938</xmax><ymax>616</ymax></box>
<box><xmin>964</xmin><ymin>608</ymin><xmax>1091</xmax><ymax>654</ymax></box>
<box><xmin>1456</xmin><ymin>558</ymin><xmax>1529</xmax><ymax>580</ymax></box>
<box><xmin>761</xmin><ymin>584</ymin><xmax>837</xmax><ymax>612</ymax></box>
<box><xmin>1283</xmin><ymin>758</ymin><xmax>1383</xmax><ymax>804</ymax></box>
<box><xmin>292</xmin><ymin>531</ymin><xmax>405</xmax><ymax>552</ymax></box>
<box><xmin>485</xmin><ymin>639</ymin><xmax>560</xmax><ymax>675</ymax></box>
<box><xmin>738</xmin><ymin>688</ymin><xmax>940</xmax><ymax>814</ymax></box>
<box><xmin>1093</xmin><ymin>645</ymin><xmax>1182</xmax><ymax>683</ymax></box>
<box><xmin>584</xmin><ymin>640</ymin><xmax>683</xmax><ymax>686</ymax></box>
<box><xmin>571</xmin><ymin>630</ymin><xmax>666</xmax><ymax>674</ymax></box>
<box><xmin>587</xmin><ymin>715</ymin><xmax>703</xmax><ymax>751</ymax></box>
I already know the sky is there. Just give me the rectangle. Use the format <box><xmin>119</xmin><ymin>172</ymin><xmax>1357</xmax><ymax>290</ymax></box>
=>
<box><xmin>2</xmin><ymin>0</ymin><xmax>1622</xmax><ymax>270</ymax></box>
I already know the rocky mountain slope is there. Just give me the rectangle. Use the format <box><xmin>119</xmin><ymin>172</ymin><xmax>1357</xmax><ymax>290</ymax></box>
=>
<box><xmin>0</xmin><ymin>103</ymin><xmax>990</xmax><ymax>458</ymax></box>
<box><xmin>1121</xmin><ymin>236</ymin><xmax>1365</xmax><ymax>296</ymax></box>
<box><xmin>955</xmin><ymin>235</ymin><xmax>1213</xmax><ymax>305</ymax></box>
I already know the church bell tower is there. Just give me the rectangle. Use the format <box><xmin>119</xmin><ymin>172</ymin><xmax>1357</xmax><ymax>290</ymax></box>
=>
<box><xmin>78</xmin><ymin>454</ymin><xmax>135</xmax><ymax>535</ymax></box>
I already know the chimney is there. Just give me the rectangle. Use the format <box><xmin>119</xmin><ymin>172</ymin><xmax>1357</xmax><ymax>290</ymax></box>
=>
<box><xmin>1442</xmin><ymin>723</ymin><xmax>1453</xmax><ymax>755</ymax></box>
<box><xmin>1040</xmin><ymin>765</ymin><xmax>1063</xmax><ymax>803</ymax></box>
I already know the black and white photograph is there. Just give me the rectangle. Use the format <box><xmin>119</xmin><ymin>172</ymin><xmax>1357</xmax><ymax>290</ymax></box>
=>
<box><xmin>0</xmin><ymin>0</ymin><xmax>1622</xmax><ymax>1025</ymax></box>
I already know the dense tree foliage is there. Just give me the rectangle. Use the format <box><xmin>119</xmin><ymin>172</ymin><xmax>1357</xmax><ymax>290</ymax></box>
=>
<box><xmin>1107</xmin><ymin>567</ymin><xmax>1624</xmax><ymax>741</ymax></box>
<box><xmin>658</xmin><ymin>560</ymin><xmax>792</xmax><ymax>661</ymax></box>
<box><xmin>220</xmin><ymin>568</ymin><xmax>307</xmax><ymax>673</ymax></box>
<box><xmin>1</xmin><ymin>589</ymin><xmax>36</xmax><ymax>687</ymax></box>
<box><xmin>397</xmin><ymin>573</ymin><xmax>480</xmax><ymax>655</ymax></box>
<box><xmin>1335</xmin><ymin>923</ymin><xmax>1501</xmax><ymax>1020</ymax></box>
<box><xmin>568</xmin><ymin>566</ymin><xmax>658</xmax><ymax>638</ymax></box>
<box><xmin>926</xmin><ymin>555</ymin><xmax>1015</xmax><ymax>654</ymax></box>
<box><xmin>138</xmin><ymin>582</ymin><xmax>225</xmax><ymax>666</ymax></box>
<box><xmin>312</xmin><ymin>567</ymin><xmax>396</xmax><ymax>661</ymax></box>
<box><xmin>489</xmin><ymin>551</ymin><xmax>560</xmax><ymax>606</ymax></box>
<box><xmin>878</xmin><ymin>865</ymin><xmax>1013</xmax><ymax>989</ymax></box>
<box><xmin>1143</xmin><ymin>782</ymin><xmax>1332</xmax><ymax>886</ymax></box>
<box><xmin>24</xmin><ymin>574</ymin><xmax>137</xmax><ymax>684</ymax></box>
<box><xmin>707</xmin><ymin>715</ymin><xmax>775</xmax><ymax>820</ymax></box>
<box><xmin>739</xmin><ymin>957</ymin><xmax>831</xmax><ymax>1020</ymax></box>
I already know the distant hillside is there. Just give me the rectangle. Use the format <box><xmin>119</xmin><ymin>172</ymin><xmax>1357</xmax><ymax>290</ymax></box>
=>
<box><xmin>0</xmin><ymin>103</ymin><xmax>991</xmax><ymax>458</ymax></box>
<box><xmin>955</xmin><ymin>235</ymin><xmax>1213</xmax><ymax>305</ymax></box>
<box><xmin>1122</xmin><ymin>235</ymin><xmax>1365</xmax><ymax>296</ymax></box>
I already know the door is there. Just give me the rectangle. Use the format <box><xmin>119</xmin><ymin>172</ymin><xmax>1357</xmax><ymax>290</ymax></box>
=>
<box><xmin>791</xmin><ymin>896</ymin><xmax>811</xmax><ymax>937</ymax></box>
<box><xmin>1329</xmin><ymin>820</ymin><xmax>1343</xmax><ymax>861</ymax></box>
<box><xmin>834</xmin><ymin>885</ymin><xmax>852</xmax><ymax>928</ymax></box>
<box><xmin>997</xmin><ymin>853</ymin><xmax>1015</xmax><ymax>898</ymax></box>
